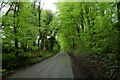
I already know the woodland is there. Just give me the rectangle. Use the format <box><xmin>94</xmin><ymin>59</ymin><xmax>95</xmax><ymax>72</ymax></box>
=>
<box><xmin>1</xmin><ymin>1</ymin><xmax>120</xmax><ymax>79</ymax></box>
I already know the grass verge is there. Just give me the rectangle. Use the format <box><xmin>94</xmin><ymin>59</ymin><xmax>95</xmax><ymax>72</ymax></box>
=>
<box><xmin>2</xmin><ymin>50</ymin><xmax>59</xmax><ymax>78</ymax></box>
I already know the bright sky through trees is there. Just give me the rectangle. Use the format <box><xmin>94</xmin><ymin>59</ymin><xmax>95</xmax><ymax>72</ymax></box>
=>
<box><xmin>42</xmin><ymin>0</ymin><xmax>58</xmax><ymax>13</ymax></box>
<box><xmin>0</xmin><ymin>0</ymin><xmax>58</xmax><ymax>16</ymax></box>
<box><xmin>1</xmin><ymin>1</ymin><xmax>120</xmax><ymax>79</ymax></box>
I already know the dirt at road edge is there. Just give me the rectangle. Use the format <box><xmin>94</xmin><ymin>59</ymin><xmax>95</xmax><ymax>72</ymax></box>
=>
<box><xmin>69</xmin><ymin>53</ymin><xmax>109</xmax><ymax>80</ymax></box>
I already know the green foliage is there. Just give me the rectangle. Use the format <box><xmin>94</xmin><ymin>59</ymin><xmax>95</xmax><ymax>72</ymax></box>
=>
<box><xmin>2</xmin><ymin>2</ymin><xmax>59</xmax><ymax>51</ymax></box>
<box><xmin>2</xmin><ymin>1</ymin><xmax>120</xmax><ymax>79</ymax></box>
<box><xmin>2</xmin><ymin>3</ymin><xmax>61</xmax><ymax>77</ymax></box>
<box><xmin>54</xmin><ymin>2</ymin><xmax>120</xmax><ymax>78</ymax></box>
<box><xmin>2</xmin><ymin>51</ymin><xmax>57</xmax><ymax>70</ymax></box>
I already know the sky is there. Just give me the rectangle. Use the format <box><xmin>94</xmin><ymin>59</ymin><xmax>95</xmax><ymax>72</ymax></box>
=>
<box><xmin>0</xmin><ymin>0</ymin><xmax>58</xmax><ymax>16</ymax></box>
<box><xmin>41</xmin><ymin>0</ymin><xmax>58</xmax><ymax>13</ymax></box>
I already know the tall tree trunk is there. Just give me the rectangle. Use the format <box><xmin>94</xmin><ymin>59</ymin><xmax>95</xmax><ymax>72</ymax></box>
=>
<box><xmin>117</xmin><ymin>2</ymin><xmax>120</xmax><ymax>52</ymax></box>
<box><xmin>38</xmin><ymin>1</ymin><xmax>41</xmax><ymax>47</ymax></box>
<box><xmin>116</xmin><ymin>2</ymin><xmax>120</xmax><ymax>73</ymax></box>
<box><xmin>13</xmin><ymin>2</ymin><xmax>19</xmax><ymax>49</ymax></box>
<box><xmin>41</xmin><ymin>35</ymin><xmax>44</xmax><ymax>50</ymax></box>
<box><xmin>117</xmin><ymin>1</ymin><xmax>120</xmax><ymax>55</ymax></box>
<box><xmin>32</xmin><ymin>1</ymin><xmax>37</xmax><ymax>47</ymax></box>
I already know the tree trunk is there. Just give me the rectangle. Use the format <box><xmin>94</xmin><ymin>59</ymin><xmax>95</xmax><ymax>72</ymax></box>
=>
<box><xmin>44</xmin><ymin>32</ymin><xmax>49</xmax><ymax>50</ymax></box>
<box><xmin>117</xmin><ymin>1</ymin><xmax>120</xmax><ymax>52</ymax></box>
<box><xmin>41</xmin><ymin>36</ymin><xmax>44</xmax><ymax>50</ymax></box>
<box><xmin>13</xmin><ymin>2</ymin><xmax>19</xmax><ymax>49</ymax></box>
<box><xmin>38</xmin><ymin>1</ymin><xmax>41</xmax><ymax>47</ymax></box>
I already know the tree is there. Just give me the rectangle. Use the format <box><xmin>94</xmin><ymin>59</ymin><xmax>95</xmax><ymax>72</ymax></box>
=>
<box><xmin>54</xmin><ymin>1</ymin><xmax>119</xmax><ymax>78</ymax></box>
<box><xmin>41</xmin><ymin>10</ymin><xmax>54</xmax><ymax>50</ymax></box>
<box><xmin>38</xmin><ymin>1</ymin><xmax>41</xmax><ymax>47</ymax></box>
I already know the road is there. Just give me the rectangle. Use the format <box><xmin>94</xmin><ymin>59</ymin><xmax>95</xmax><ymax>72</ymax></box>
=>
<box><xmin>10</xmin><ymin>51</ymin><xmax>74</xmax><ymax>78</ymax></box>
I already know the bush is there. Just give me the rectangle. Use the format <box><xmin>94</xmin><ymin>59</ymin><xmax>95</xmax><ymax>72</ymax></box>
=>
<box><xmin>2</xmin><ymin>54</ymin><xmax>17</xmax><ymax>69</ymax></box>
<box><xmin>2</xmin><ymin>50</ymin><xmax>57</xmax><ymax>71</ymax></box>
<box><xmin>15</xmin><ymin>50</ymin><xmax>30</xmax><ymax>61</ymax></box>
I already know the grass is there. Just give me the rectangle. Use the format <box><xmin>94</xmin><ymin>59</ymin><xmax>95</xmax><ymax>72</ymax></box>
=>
<box><xmin>2</xmin><ymin>50</ymin><xmax>59</xmax><ymax>78</ymax></box>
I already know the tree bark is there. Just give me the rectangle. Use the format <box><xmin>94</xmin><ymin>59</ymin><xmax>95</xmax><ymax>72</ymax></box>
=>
<box><xmin>0</xmin><ymin>2</ymin><xmax>8</xmax><ymax>12</ymax></box>
<box><xmin>38</xmin><ymin>1</ymin><xmax>41</xmax><ymax>47</ymax></box>
<box><xmin>13</xmin><ymin>2</ymin><xmax>19</xmax><ymax>49</ymax></box>
<box><xmin>115</xmin><ymin>2</ymin><xmax>120</xmax><ymax>54</ymax></box>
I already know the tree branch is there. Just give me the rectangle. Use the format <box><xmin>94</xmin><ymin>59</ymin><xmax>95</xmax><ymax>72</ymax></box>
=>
<box><xmin>0</xmin><ymin>2</ymin><xmax>8</xmax><ymax>12</ymax></box>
